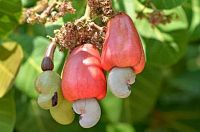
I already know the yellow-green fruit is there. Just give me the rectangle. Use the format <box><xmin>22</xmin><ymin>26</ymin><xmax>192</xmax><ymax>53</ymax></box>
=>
<box><xmin>37</xmin><ymin>93</ymin><xmax>53</xmax><ymax>110</ymax></box>
<box><xmin>37</xmin><ymin>88</ymin><xmax>63</xmax><ymax>109</ymax></box>
<box><xmin>55</xmin><ymin>87</ymin><xmax>63</xmax><ymax>106</ymax></box>
<box><xmin>50</xmin><ymin>100</ymin><xmax>75</xmax><ymax>125</ymax></box>
<box><xmin>35</xmin><ymin>71</ymin><xmax>61</xmax><ymax>94</ymax></box>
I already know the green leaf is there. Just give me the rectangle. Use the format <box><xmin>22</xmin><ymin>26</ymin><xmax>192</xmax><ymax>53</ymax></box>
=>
<box><xmin>144</xmin><ymin>29</ymin><xmax>188</xmax><ymax>68</ymax></box>
<box><xmin>10</xmin><ymin>35</ymin><xmax>64</xmax><ymax>98</ymax></box>
<box><xmin>182</xmin><ymin>0</ymin><xmax>193</xmax><ymax>27</ymax></box>
<box><xmin>101</xmin><ymin>90</ymin><xmax>123</xmax><ymax>123</ymax></box>
<box><xmin>135</xmin><ymin>14</ymin><xmax>188</xmax><ymax>67</ymax></box>
<box><xmin>0</xmin><ymin>42</ymin><xmax>23</xmax><ymax>98</ymax></box>
<box><xmin>32</xmin><ymin>24</ymin><xmax>47</xmax><ymax>37</ymax></box>
<box><xmin>138</xmin><ymin>0</ymin><xmax>187</xmax><ymax>10</ymax></box>
<box><xmin>106</xmin><ymin>123</ymin><xmax>135</xmax><ymax>132</ymax></box>
<box><xmin>190</xmin><ymin>24</ymin><xmax>200</xmax><ymax>42</ymax></box>
<box><xmin>112</xmin><ymin>0</ymin><xmax>126</xmax><ymax>12</ymax></box>
<box><xmin>189</xmin><ymin>0</ymin><xmax>200</xmax><ymax>32</ymax></box>
<box><xmin>183</xmin><ymin>0</ymin><xmax>200</xmax><ymax>42</ymax></box>
<box><xmin>133</xmin><ymin>5</ymin><xmax>188</xmax><ymax>36</ymax></box>
<box><xmin>158</xmin><ymin>7</ymin><xmax>188</xmax><ymax>32</ymax></box>
<box><xmin>136</xmin><ymin>23</ymin><xmax>188</xmax><ymax>68</ymax></box>
<box><xmin>151</xmin><ymin>44</ymin><xmax>200</xmax><ymax>131</ymax></box>
<box><xmin>21</xmin><ymin>0</ymin><xmax>37</xmax><ymax>8</ymax></box>
<box><xmin>122</xmin><ymin>65</ymin><xmax>163</xmax><ymax>122</ymax></box>
<box><xmin>169</xmin><ymin>71</ymin><xmax>200</xmax><ymax>98</ymax></box>
<box><xmin>151</xmin><ymin>0</ymin><xmax>187</xmax><ymax>9</ymax></box>
<box><xmin>0</xmin><ymin>0</ymin><xmax>22</xmax><ymax>39</ymax></box>
<box><xmin>15</xmin><ymin>94</ymin><xmax>61</xmax><ymax>132</ymax></box>
<box><xmin>152</xmin><ymin>70</ymin><xmax>200</xmax><ymax>131</ymax></box>
<box><xmin>0</xmin><ymin>90</ymin><xmax>16</xmax><ymax>132</ymax></box>
<box><xmin>148</xmin><ymin>110</ymin><xmax>200</xmax><ymax>131</ymax></box>
<box><xmin>63</xmin><ymin>0</ymin><xmax>86</xmax><ymax>22</ymax></box>
<box><xmin>45</xmin><ymin>19</ymin><xmax>64</xmax><ymax>37</ymax></box>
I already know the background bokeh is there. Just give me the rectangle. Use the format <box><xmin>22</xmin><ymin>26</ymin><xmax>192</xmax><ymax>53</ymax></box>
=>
<box><xmin>0</xmin><ymin>0</ymin><xmax>200</xmax><ymax>132</ymax></box>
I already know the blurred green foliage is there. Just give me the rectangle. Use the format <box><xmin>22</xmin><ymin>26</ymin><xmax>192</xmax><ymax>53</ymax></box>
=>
<box><xmin>0</xmin><ymin>0</ymin><xmax>200</xmax><ymax>132</ymax></box>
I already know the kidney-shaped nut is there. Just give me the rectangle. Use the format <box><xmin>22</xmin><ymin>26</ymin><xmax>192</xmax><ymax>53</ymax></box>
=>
<box><xmin>108</xmin><ymin>67</ymin><xmax>136</xmax><ymax>98</ymax></box>
<box><xmin>72</xmin><ymin>98</ymin><xmax>101</xmax><ymax>128</ymax></box>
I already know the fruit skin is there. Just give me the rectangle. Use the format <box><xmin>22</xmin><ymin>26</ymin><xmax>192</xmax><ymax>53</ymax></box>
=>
<box><xmin>37</xmin><ymin>93</ymin><xmax>54</xmax><ymax>110</ymax></box>
<box><xmin>49</xmin><ymin>87</ymin><xmax>74</xmax><ymax>125</ymax></box>
<box><xmin>35</xmin><ymin>71</ymin><xmax>61</xmax><ymax>94</ymax></box>
<box><xmin>101</xmin><ymin>13</ymin><xmax>145</xmax><ymax>74</ymax></box>
<box><xmin>62</xmin><ymin>44</ymin><xmax>106</xmax><ymax>102</ymax></box>
<box><xmin>50</xmin><ymin>99</ymin><xmax>75</xmax><ymax>125</ymax></box>
<box><xmin>37</xmin><ymin>87</ymin><xmax>63</xmax><ymax>110</ymax></box>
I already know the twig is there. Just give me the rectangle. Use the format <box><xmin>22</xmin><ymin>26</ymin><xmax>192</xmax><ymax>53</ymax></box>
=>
<box><xmin>74</xmin><ymin>3</ymin><xmax>91</xmax><ymax>25</ymax></box>
<box><xmin>39</xmin><ymin>2</ymin><xmax>57</xmax><ymax>23</ymax></box>
<box><xmin>41</xmin><ymin>39</ymin><xmax>57</xmax><ymax>71</ymax></box>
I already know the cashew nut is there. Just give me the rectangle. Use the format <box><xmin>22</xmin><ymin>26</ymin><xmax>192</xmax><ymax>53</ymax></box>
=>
<box><xmin>108</xmin><ymin>67</ymin><xmax>136</xmax><ymax>98</ymax></box>
<box><xmin>72</xmin><ymin>98</ymin><xmax>101</xmax><ymax>128</ymax></box>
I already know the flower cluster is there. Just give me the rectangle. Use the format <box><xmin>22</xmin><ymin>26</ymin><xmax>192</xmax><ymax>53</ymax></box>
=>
<box><xmin>55</xmin><ymin>21</ymin><xmax>105</xmax><ymax>51</ymax></box>
<box><xmin>25</xmin><ymin>0</ymin><xmax>75</xmax><ymax>24</ymax></box>
<box><xmin>88</xmin><ymin>0</ymin><xmax>114</xmax><ymax>22</ymax></box>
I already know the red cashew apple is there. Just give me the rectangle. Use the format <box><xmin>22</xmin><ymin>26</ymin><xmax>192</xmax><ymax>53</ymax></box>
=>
<box><xmin>101</xmin><ymin>13</ymin><xmax>145</xmax><ymax>98</ymax></box>
<box><xmin>62</xmin><ymin>44</ymin><xmax>106</xmax><ymax>128</ymax></box>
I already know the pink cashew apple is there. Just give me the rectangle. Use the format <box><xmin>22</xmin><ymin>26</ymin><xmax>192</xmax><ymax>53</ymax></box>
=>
<box><xmin>101</xmin><ymin>13</ymin><xmax>145</xmax><ymax>98</ymax></box>
<box><xmin>62</xmin><ymin>44</ymin><xmax>106</xmax><ymax>128</ymax></box>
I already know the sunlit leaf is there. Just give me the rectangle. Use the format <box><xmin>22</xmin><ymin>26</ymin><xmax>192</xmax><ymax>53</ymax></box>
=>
<box><xmin>144</xmin><ymin>29</ymin><xmax>188</xmax><ymax>67</ymax></box>
<box><xmin>158</xmin><ymin>7</ymin><xmax>188</xmax><ymax>32</ymax></box>
<box><xmin>183</xmin><ymin>0</ymin><xmax>200</xmax><ymax>42</ymax></box>
<box><xmin>0</xmin><ymin>90</ymin><xmax>16</xmax><ymax>132</ymax></box>
<box><xmin>0</xmin><ymin>42</ymin><xmax>23</xmax><ymax>97</ymax></box>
